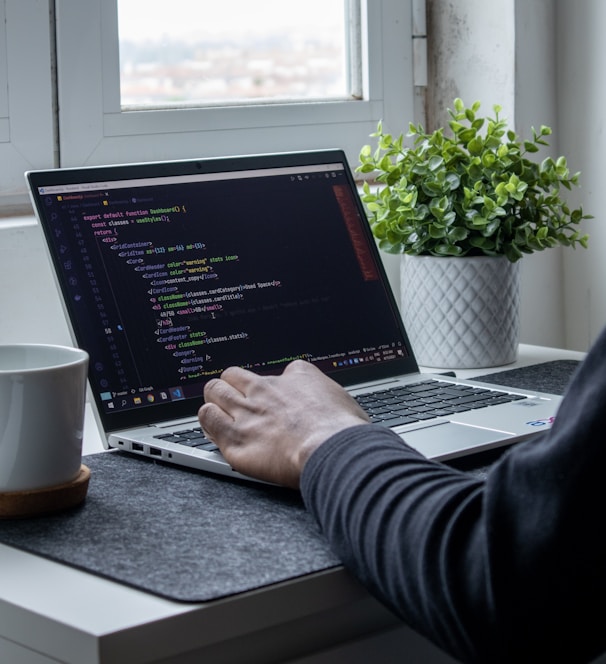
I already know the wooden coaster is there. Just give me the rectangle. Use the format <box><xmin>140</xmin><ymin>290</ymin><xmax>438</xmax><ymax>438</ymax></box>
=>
<box><xmin>0</xmin><ymin>465</ymin><xmax>90</xmax><ymax>519</ymax></box>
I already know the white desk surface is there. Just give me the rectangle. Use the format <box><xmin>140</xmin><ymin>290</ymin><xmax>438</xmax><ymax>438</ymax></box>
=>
<box><xmin>0</xmin><ymin>344</ymin><xmax>587</xmax><ymax>664</ymax></box>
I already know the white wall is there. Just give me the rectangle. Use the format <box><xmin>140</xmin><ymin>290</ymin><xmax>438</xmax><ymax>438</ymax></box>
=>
<box><xmin>426</xmin><ymin>0</ymin><xmax>516</xmax><ymax>128</ymax></box>
<box><xmin>425</xmin><ymin>0</ymin><xmax>570</xmax><ymax>349</ymax></box>
<box><xmin>0</xmin><ymin>219</ymin><xmax>72</xmax><ymax>346</ymax></box>
<box><xmin>556</xmin><ymin>0</ymin><xmax>606</xmax><ymax>350</ymax></box>
<box><xmin>514</xmin><ymin>0</ymin><xmax>567</xmax><ymax>348</ymax></box>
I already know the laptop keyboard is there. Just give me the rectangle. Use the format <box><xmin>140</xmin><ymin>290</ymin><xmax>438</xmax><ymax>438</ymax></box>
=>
<box><xmin>151</xmin><ymin>380</ymin><xmax>526</xmax><ymax>452</ymax></box>
<box><xmin>153</xmin><ymin>427</ymin><xmax>219</xmax><ymax>452</ymax></box>
<box><xmin>353</xmin><ymin>380</ymin><xmax>526</xmax><ymax>428</ymax></box>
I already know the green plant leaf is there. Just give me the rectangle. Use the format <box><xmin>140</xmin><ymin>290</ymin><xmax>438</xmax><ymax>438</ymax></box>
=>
<box><xmin>524</xmin><ymin>141</ymin><xmax>539</xmax><ymax>153</ymax></box>
<box><xmin>448</xmin><ymin>227</ymin><xmax>469</xmax><ymax>242</ymax></box>
<box><xmin>467</xmin><ymin>137</ymin><xmax>484</xmax><ymax>154</ymax></box>
<box><xmin>358</xmin><ymin>100</ymin><xmax>592</xmax><ymax>263</ymax></box>
<box><xmin>427</xmin><ymin>155</ymin><xmax>445</xmax><ymax>172</ymax></box>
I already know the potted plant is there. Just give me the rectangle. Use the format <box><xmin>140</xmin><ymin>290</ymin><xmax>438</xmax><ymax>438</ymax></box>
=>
<box><xmin>357</xmin><ymin>98</ymin><xmax>591</xmax><ymax>368</ymax></box>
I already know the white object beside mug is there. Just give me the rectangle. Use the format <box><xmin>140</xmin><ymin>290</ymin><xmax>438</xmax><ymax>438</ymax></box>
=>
<box><xmin>0</xmin><ymin>344</ymin><xmax>89</xmax><ymax>493</ymax></box>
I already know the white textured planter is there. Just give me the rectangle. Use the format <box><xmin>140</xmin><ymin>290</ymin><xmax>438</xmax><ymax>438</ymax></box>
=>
<box><xmin>400</xmin><ymin>255</ymin><xmax>520</xmax><ymax>369</ymax></box>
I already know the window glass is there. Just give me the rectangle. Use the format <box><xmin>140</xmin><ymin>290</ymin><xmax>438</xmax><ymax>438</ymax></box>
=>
<box><xmin>118</xmin><ymin>0</ymin><xmax>351</xmax><ymax>108</ymax></box>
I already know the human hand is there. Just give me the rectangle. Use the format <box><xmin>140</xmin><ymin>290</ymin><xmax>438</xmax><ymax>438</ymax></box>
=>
<box><xmin>198</xmin><ymin>360</ymin><xmax>370</xmax><ymax>488</ymax></box>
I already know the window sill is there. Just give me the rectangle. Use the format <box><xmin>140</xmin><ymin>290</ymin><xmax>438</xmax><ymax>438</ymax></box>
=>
<box><xmin>0</xmin><ymin>214</ymin><xmax>37</xmax><ymax>229</ymax></box>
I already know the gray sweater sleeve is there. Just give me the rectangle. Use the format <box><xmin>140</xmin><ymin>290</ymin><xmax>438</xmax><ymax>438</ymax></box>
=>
<box><xmin>300</xmin><ymin>330</ymin><xmax>606</xmax><ymax>663</ymax></box>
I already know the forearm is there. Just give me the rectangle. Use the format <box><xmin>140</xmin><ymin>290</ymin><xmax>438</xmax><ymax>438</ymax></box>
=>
<box><xmin>300</xmin><ymin>422</ymin><xmax>606</xmax><ymax>664</ymax></box>
<box><xmin>300</xmin><ymin>424</ymin><xmax>493</xmax><ymax>662</ymax></box>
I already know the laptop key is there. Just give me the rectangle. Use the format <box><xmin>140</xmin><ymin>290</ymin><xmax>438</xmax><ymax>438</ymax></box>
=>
<box><xmin>197</xmin><ymin>441</ymin><xmax>220</xmax><ymax>452</ymax></box>
<box><xmin>154</xmin><ymin>434</ymin><xmax>187</xmax><ymax>443</ymax></box>
<box><xmin>153</xmin><ymin>429</ymin><xmax>220</xmax><ymax>454</ymax></box>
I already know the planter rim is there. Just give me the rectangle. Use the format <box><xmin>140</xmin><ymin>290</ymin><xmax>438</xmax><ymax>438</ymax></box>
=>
<box><xmin>403</xmin><ymin>254</ymin><xmax>514</xmax><ymax>262</ymax></box>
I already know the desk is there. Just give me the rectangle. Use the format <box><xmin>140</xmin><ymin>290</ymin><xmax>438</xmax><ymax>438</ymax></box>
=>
<box><xmin>0</xmin><ymin>345</ymin><xmax>587</xmax><ymax>664</ymax></box>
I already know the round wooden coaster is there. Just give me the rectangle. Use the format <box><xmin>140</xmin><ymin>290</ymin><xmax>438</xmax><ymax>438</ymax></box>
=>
<box><xmin>0</xmin><ymin>465</ymin><xmax>90</xmax><ymax>519</ymax></box>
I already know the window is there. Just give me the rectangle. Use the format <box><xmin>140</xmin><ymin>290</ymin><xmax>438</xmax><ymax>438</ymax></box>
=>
<box><xmin>1</xmin><ymin>0</ymin><xmax>415</xmax><ymax>211</ymax></box>
<box><xmin>55</xmin><ymin>0</ymin><xmax>414</xmax><ymax>169</ymax></box>
<box><xmin>0</xmin><ymin>0</ymin><xmax>55</xmax><ymax>212</ymax></box>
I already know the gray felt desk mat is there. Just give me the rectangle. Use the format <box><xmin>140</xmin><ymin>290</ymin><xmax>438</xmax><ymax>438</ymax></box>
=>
<box><xmin>0</xmin><ymin>453</ymin><xmax>340</xmax><ymax>602</ymax></box>
<box><xmin>473</xmin><ymin>359</ymin><xmax>581</xmax><ymax>395</ymax></box>
<box><xmin>0</xmin><ymin>360</ymin><xmax>580</xmax><ymax>603</ymax></box>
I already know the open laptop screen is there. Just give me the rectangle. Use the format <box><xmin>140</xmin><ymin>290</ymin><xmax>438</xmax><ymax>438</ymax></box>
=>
<box><xmin>28</xmin><ymin>151</ymin><xmax>417</xmax><ymax>431</ymax></box>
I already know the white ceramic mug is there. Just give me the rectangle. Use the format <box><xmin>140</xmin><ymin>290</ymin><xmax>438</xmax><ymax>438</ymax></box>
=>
<box><xmin>0</xmin><ymin>344</ymin><xmax>89</xmax><ymax>493</ymax></box>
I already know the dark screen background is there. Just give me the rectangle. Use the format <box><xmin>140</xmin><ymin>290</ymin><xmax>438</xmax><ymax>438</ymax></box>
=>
<box><xmin>38</xmin><ymin>164</ymin><xmax>408</xmax><ymax>416</ymax></box>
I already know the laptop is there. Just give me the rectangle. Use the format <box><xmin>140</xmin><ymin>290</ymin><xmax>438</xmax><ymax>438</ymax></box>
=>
<box><xmin>26</xmin><ymin>150</ymin><xmax>562</xmax><ymax>482</ymax></box>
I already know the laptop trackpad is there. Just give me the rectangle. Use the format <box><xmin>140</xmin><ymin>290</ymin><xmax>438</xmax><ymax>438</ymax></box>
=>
<box><xmin>399</xmin><ymin>422</ymin><xmax>513</xmax><ymax>461</ymax></box>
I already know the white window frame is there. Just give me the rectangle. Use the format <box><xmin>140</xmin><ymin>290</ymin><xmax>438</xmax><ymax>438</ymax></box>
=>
<box><xmin>0</xmin><ymin>0</ymin><xmax>55</xmax><ymax>212</ymax></box>
<box><xmin>0</xmin><ymin>3</ymin><xmax>8</xmax><ymax>145</ymax></box>
<box><xmin>55</xmin><ymin>0</ymin><xmax>415</xmax><ymax>170</ymax></box>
